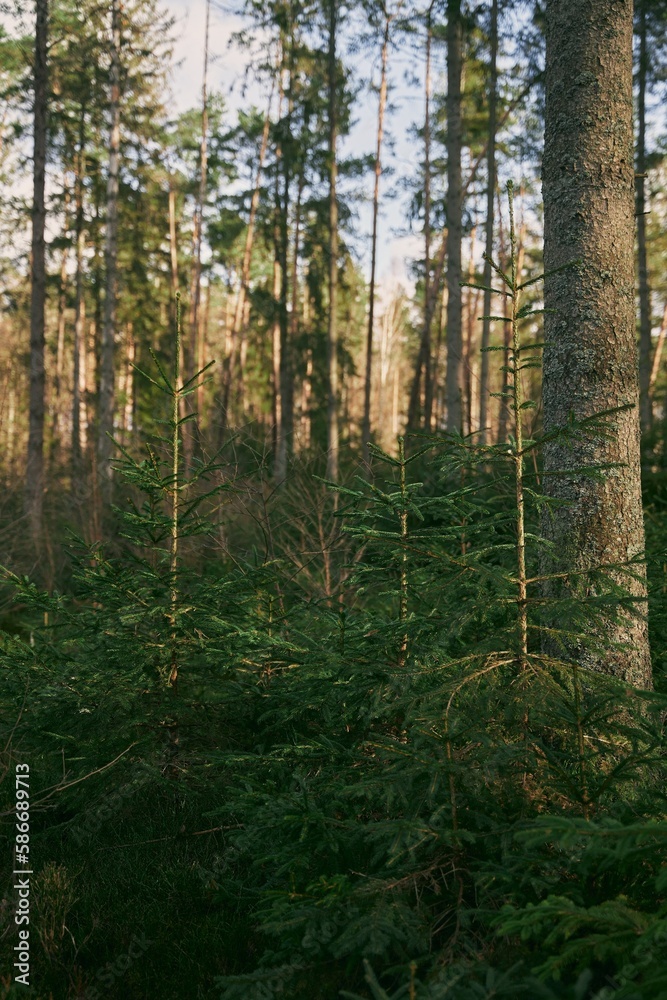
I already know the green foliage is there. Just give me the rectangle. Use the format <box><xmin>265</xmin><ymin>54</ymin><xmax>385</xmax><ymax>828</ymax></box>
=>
<box><xmin>3</xmin><ymin>190</ymin><xmax>667</xmax><ymax>1000</ymax></box>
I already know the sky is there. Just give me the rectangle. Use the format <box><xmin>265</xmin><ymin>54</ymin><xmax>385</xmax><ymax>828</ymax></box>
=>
<box><xmin>164</xmin><ymin>0</ymin><xmax>427</xmax><ymax>296</ymax></box>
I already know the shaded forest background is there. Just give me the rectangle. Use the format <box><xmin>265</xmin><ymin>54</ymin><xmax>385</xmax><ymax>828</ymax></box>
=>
<box><xmin>2</xmin><ymin>1</ymin><xmax>667</xmax><ymax>999</ymax></box>
<box><xmin>0</xmin><ymin>0</ymin><xmax>661</xmax><ymax>567</ymax></box>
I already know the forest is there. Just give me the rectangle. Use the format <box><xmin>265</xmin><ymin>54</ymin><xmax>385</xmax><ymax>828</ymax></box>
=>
<box><xmin>2</xmin><ymin>0</ymin><xmax>667</xmax><ymax>997</ymax></box>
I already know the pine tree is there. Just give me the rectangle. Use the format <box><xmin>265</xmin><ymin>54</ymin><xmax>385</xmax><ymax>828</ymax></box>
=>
<box><xmin>26</xmin><ymin>0</ymin><xmax>49</xmax><ymax>542</ymax></box>
<box><xmin>541</xmin><ymin>0</ymin><xmax>651</xmax><ymax>687</ymax></box>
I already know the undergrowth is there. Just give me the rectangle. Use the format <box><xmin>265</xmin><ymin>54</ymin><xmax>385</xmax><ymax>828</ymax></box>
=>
<box><xmin>1</xmin><ymin>183</ymin><xmax>666</xmax><ymax>1000</ymax></box>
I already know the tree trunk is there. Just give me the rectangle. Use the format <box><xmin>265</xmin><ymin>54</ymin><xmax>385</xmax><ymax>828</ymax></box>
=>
<box><xmin>444</xmin><ymin>0</ymin><xmax>463</xmax><ymax>433</ymax></box>
<box><xmin>168</xmin><ymin>181</ymin><xmax>179</xmax><ymax>310</ymax></box>
<box><xmin>407</xmin><ymin>3</ymin><xmax>435</xmax><ymax>431</ymax></box>
<box><xmin>272</xmin><ymin>251</ymin><xmax>282</xmax><ymax>465</ymax></box>
<box><xmin>185</xmin><ymin>0</ymin><xmax>210</xmax><ymax>469</ymax></box>
<box><xmin>197</xmin><ymin>281</ymin><xmax>210</xmax><ymax>421</ymax></box>
<box><xmin>26</xmin><ymin>0</ymin><xmax>48</xmax><ymax>541</ymax></box>
<box><xmin>51</xmin><ymin>183</ymin><xmax>71</xmax><ymax>464</ymax></box>
<box><xmin>362</xmin><ymin>13</ymin><xmax>391</xmax><ymax>464</ymax></box>
<box><xmin>541</xmin><ymin>0</ymin><xmax>651</xmax><ymax>688</ymax></box>
<box><xmin>97</xmin><ymin>0</ymin><xmax>121</xmax><ymax>503</ymax></box>
<box><xmin>636</xmin><ymin>0</ymin><xmax>651</xmax><ymax>433</ymax></box>
<box><xmin>326</xmin><ymin>0</ymin><xmax>339</xmax><ymax>481</ymax></box>
<box><xmin>72</xmin><ymin>105</ymin><xmax>87</xmax><ymax>472</ymax></box>
<box><xmin>478</xmin><ymin>0</ymin><xmax>498</xmax><ymax>445</ymax></box>
<box><xmin>288</xmin><ymin>164</ymin><xmax>304</xmax><ymax>446</ymax></box>
<box><xmin>276</xmin><ymin>36</ymin><xmax>294</xmax><ymax>482</ymax></box>
<box><xmin>649</xmin><ymin>301</ymin><xmax>667</xmax><ymax>400</ymax></box>
<box><xmin>221</xmin><ymin>91</ymin><xmax>272</xmax><ymax>436</ymax></box>
<box><xmin>123</xmin><ymin>322</ymin><xmax>135</xmax><ymax>442</ymax></box>
<box><xmin>463</xmin><ymin>231</ymin><xmax>479</xmax><ymax>437</ymax></box>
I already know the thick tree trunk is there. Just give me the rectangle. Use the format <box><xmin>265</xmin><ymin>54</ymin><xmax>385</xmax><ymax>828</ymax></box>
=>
<box><xmin>444</xmin><ymin>0</ymin><xmax>463</xmax><ymax>433</ymax></box>
<box><xmin>362</xmin><ymin>14</ymin><xmax>391</xmax><ymax>464</ymax></box>
<box><xmin>26</xmin><ymin>0</ymin><xmax>48</xmax><ymax>540</ymax></box>
<box><xmin>541</xmin><ymin>0</ymin><xmax>651</xmax><ymax>688</ymax></box>
<box><xmin>478</xmin><ymin>0</ymin><xmax>498</xmax><ymax>445</ymax></box>
<box><xmin>326</xmin><ymin>0</ymin><xmax>340</xmax><ymax>480</ymax></box>
<box><xmin>98</xmin><ymin>0</ymin><xmax>121</xmax><ymax>502</ymax></box>
<box><xmin>636</xmin><ymin>0</ymin><xmax>651</xmax><ymax>432</ymax></box>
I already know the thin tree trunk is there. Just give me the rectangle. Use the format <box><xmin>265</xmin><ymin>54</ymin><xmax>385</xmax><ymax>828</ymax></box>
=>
<box><xmin>190</xmin><ymin>0</ymin><xmax>210</xmax><ymax>352</ymax></box>
<box><xmin>444</xmin><ymin>0</ymin><xmax>463</xmax><ymax>433</ymax></box>
<box><xmin>411</xmin><ymin>70</ymin><xmax>538</xmax><ymax>428</ymax></box>
<box><xmin>51</xmin><ymin>183</ymin><xmax>71</xmax><ymax>463</ymax></box>
<box><xmin>494</xmin><ymin>184</ymin><xmax>508</xmax><ymax>445</ymax></box>
<box><xmin>221</xmin><ymin>91</ymin><xmax>272</xmax><ymax>434</ymax></box>
<box><xmin>168</xmin><ymin>181</ymin><xmax>179</xmax><ymax>307</ymax></box>
<box><xmin>26</xmin><ymin>0</ymin><xmax>48</xmax><ymax>541</ymax></box>
<box><xmin>286</xmin><ymin>162</ymin><xmax>304</xmax><ymax>449</ymax></box>
<box><xmin>7</xmin><ymin>384</ymin><xmax>16</xmax><ymax>475</ymax></box>
<box><xmin>392</xmin><ymin>361</ymin><xmax>400</xmax><ymax>439</ymax></box>
<box><xmin>541</xmin><ymin>0</ymin><xmax>651</xmax><ymax>688</ymax></box>
<box><xmin>463</xmin><ymin>231</ymin><xmax>477</xmax><ymax>437</ymax></box>
<box><xmin>410</xmin><ymin>67</ymin><xmax>533</xmax><ymax>433</ymax></box>
<box><xmin>276</xmin><ymin>34</ymin><xmax>294</xmax><ymax>482</ymax></box>
<box><xmin>362</xmin><ymin>13</ymin><xmax>391</xmax><ymax>463</ymax></box>
<box><xmin>479</xmin><ymin>0</ymin><xmax>498</xmax><ymax>445</ymax></box>
<box><xmin>184</xmin><ymin>0</ymin><xmax>210</xmax><ymax>470</ymax></box>
<box><xmin>97</xmin><ymin>0</ymin><xmax>121</xmax><ymax>503</ymax></box>
<box><xmin>197</xmin><ymin>281</ymin><xmax>210</xmax><ymax>422</ymax></box>
<box><xmin>636</xmin><ymin>0</ymin><xmax>651</xmax><ymax>432</ymax></box>
<box><xmin>72</xmin><ymin>107</ymin><xmax>87</xmax><ymax>472</ymax></box>
<box><xmin>497</xmin><ymin>208</ymin><xmax>526</xmax><ymax>446</ymax></box>
<box><xmin>407</xmin><ymin>3</ymin><xmax>435</xmax><ymax>431</ymax></box>
<box><xmin>649</xmin><ymin>301</ymin><xmax>667</xmax><ymax>398</ymax></box>
<box><xmin>123</xmin><ymin>322</ymin><xmax>135</xmax><ymax>442</ymax></box>
<box><xmin>432</xmin><ymin>280</ymin><xmax>448</xmax><ymax>429</ymax></box>
<box><xmin>272</xmin><ymin>253</ymin><xmax>282</xmax><ymax>464</ymax></box>
<box><xmin>326</xmin><ymin>0</ymin><xmax>340</xmax><ymax>481</ymax></box>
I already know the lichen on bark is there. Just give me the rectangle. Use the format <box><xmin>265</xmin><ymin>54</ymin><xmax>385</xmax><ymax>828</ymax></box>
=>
<box><xmin>541</xmin><ymin>0</ymin><xmax>651</xmax><ymax>689</ymax></box>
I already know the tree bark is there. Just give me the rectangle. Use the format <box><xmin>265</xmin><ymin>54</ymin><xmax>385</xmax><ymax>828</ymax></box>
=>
<box><xmin>272</xmin><ymin>252</ymin><xmax>282</xmax><ymax>465</ymax></box>
<box><xmin>51</xmin><ymin>182</ymin><xmax>71</xmax><ymax>463</ymax></box>
<box><xmin>276</xmin><ymin>34</ymin><xmax>294</xmax><ymax>482</ymax></box>
<box><xmin>362</xmin><ymin>12</ymin><xmax>391</xmax><ymax>464</ymax></box>
<box><xmin>326</xmin><ymin>0</ymin><xmax>340</xmax><ymax>480</ymax></box>
<box><xmin>168</xmin><ymin>182</ymin><xmax>179</xmax><ymax>313</ymax></box>
<box><xmin>184</xmin><ymin>0</ymin><xmax>210</xmax><ymax>469</ymax></box>
<box><xmin>407</xmin><ymin>3</ymin><xmax>435</xmax><ymax>431</ymax></box>
<box><xmin>649</xmin><ymin>301</ymin><xmax>667</xmax><ymax>399</ymax></box>
<box><xmin>444</xmin><ymin>0</ymin><xmax>463</xmax><ymax>433</ymax></box>
<box><xmin>221</xmin><ymin>92</ymin><xmax>272</xmax><ymax>436</ymax></box>
<box><xmin>541</xmin><ymin>0</ymin><xmax>651</xmax><ymax>688</ymax></box>
<box><xmin>26</xmin><ymin>0</ymin><xmax>48</xmax><ymax>540</ymax></box>
<box><xmin>97</xmin><ymin>0</ymin><xmax>121</xmax><ymax>503</ymax></box>
<box><xmin>72</xmin><ymin>103</ymin><xmax>87</xmax><ymax>472</ymax></box>
<box><xmin>636</xmin><ymin>0</ymin><xmax>651</xmax><ymax>432</ymax></box>
<box><xmin>478</xmin><ymin>0</ymin><xmax>498</xmax><ymax>445</ymax></box>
